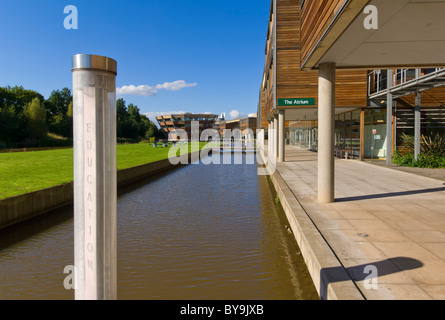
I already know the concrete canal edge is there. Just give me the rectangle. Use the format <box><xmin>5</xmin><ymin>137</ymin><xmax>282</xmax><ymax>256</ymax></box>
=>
<box><xmin>263</xmin><ymin>162</ymin><xmax>365</xmax><ymax>300</ymax></box>
<box><xmin>2</xmin><ymin>148</ymin><xmax>364</xmax><ymax>300</ymax></box>
<box><xmin>0</xmin><ymin>151</ymin><xmax>200</xmax><ymax>231</ymax></box>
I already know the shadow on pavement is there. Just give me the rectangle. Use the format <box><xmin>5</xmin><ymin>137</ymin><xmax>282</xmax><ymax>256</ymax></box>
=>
<box><xmin>319</xmin><ymin>257</ymin><xmax>423</xmax><ymax>300</ymax></box>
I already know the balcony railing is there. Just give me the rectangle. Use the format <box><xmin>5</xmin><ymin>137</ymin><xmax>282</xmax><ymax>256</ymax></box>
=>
<box><xmin>368</xmin><ymin>68</ymin><xmax>445</xmax><ymax>97</ymax></box>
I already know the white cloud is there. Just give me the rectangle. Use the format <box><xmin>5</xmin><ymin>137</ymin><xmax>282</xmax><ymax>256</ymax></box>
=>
<box><xmin>117</xmin><ymin>85</ymin><xmax>157</xmax><ymax>96</ymax></box>
<box><xmin>117</xmin><ymin>80</ymin><xmax>197</xmax><ymax>97</ymax></box>
<box><xmin>155</xmin><ymin>80</ymin><xmax>197</xmax><ymax>91</ymax></box>
<box><xmin>229</xmin><ymin>110</ymin><xmax>240</xmax><ymax>119</ymax></box>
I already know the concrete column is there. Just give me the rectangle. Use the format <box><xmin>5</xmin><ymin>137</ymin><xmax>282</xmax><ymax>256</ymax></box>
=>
<box><xmin>386</xmin><ymin>70</ymin><xmax>393</xmax><ymax>166</ymax></box>
<box><xmin>278</xmin><ymin>110</ymin><xmax>285</xmax><ymax>162</ymax></box>
<box><xmin>360</xmin><ymin>109</ymin><xmax>365</xmax><ymax>161</ymax></box>
<box><xmin>267</xmin><ymin>121</ymin><xmax>271</xmax><ymax>155</ymax></box>
<box><xmin>414</xmin><ymin>91</ymin><xmax>421</xmax><ymax>160</ymax></box>
<box><xmin>270</xmin><ymin>119</ymin><xmax>274</xmax><ymax>156</ymax></box>
<box><xmin>318</xmin><ymin>63</ymin><xmax>336</xmax><ymax>203</ymax></box>
<box><xmin>308</xmin><ymin>127</ymin><xmax>312</xmax><ymax>150</ymax></box>
<box><xmin>273</xmin><ymin>115</ymin><xmax>279</xmax><ymax>157</ymax></box>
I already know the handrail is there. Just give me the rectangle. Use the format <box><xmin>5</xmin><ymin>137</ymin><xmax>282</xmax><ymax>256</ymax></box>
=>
<box><xmin>368</xmin><ymin>68</ymin><xmax>445</xmax><ymax>98</ymax></box>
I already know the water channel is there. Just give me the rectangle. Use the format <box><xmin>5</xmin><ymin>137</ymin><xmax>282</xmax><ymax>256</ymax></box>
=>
<box><xmin>0</xmin><ymin>154</ymin><xmax>318</xmax><ymax>300</ymax></box>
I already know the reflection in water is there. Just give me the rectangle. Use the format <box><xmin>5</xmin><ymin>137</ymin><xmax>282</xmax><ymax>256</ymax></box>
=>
<box><xmin>0</xmin><ymin>207</ymin><xmax>74</xmax><ymax>300</ymax></box>
<box><xmin>0</xmin><ymin>155</ymin><xmax>318</xmax><ymax>300</ymax></box>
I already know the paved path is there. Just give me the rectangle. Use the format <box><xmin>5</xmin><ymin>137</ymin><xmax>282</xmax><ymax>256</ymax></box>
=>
<box><xmin>275</xmin><ymin>146</ymin><xmax>445</xmax><ymax>300</ymax></box>
<box><xmin>365</xmin><ymin>159</ymin><xmax>445</xmax><ymax>182</ymax></box>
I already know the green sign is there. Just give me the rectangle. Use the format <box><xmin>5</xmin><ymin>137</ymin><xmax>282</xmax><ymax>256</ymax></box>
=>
<box><xmin>278</xmin><ymin>98</ymin><xmax>315</xmax><ymax>107</ymax></box>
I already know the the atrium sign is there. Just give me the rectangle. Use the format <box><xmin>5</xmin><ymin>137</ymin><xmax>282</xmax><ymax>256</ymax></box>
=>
<box><xmin>278</xmin><ymin>98</ymin><xmax>315</xmax><ymax>106</ymax></box>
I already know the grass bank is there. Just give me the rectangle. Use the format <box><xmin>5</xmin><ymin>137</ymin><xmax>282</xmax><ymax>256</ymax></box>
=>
<box><xmin>0</xmin><ymin>142</ymin><xmax>205</xmax><ymax>200</ymax></box>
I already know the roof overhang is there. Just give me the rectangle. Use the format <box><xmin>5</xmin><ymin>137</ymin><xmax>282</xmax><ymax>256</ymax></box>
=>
<box><xmin>301</xmin><ymin>0</ymin><xmax>445</xmax><ymax>70</ymax></box>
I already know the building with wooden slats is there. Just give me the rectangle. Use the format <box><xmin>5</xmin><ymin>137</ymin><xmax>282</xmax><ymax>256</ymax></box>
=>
<box><xmin>156</xmin><ymin>113</ymin><xmax>218</xmax><ymax>141</ymax></box>
<box><xmin>260</xmin><ymin>0</ymin><xmax>445</xmax><ymax>203</ymax></box>
<box><xmin>259</xmin><ymin>0</ymin><xmax>368</xmax><ymax>161</ymax></box>
<box><xmin>219</xmin><ymin>114</ymin><xmax>258</xmax><ymax>141</ymax></box>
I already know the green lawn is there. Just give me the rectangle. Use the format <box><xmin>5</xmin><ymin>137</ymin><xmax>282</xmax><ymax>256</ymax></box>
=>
<box><xmin>0</xmin><ymin>142</ymin><xmax>205</xmax><ymax>200</ymax></box>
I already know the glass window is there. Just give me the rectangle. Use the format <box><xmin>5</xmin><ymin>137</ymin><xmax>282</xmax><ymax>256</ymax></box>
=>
<box><xmin>351</xmin><ymin>110</ymin><xmax>361</xmax><ymax>159</ymax></box>
<box><xmin>365</xmin><ymin>109</ymin><xmax>386</xmax><ymax>123</ymax></box>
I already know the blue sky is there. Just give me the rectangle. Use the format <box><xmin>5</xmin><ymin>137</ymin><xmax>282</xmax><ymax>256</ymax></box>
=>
<box><xmin>0</xmin><ymin>0</ymin><xmax>270</xmax><ymax>121</ymax></box>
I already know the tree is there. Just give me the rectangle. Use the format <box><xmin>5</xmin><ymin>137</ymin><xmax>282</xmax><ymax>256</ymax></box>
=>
<box><xmin>116</xmin><ymin>99</ymin><xmax>142</xmax><ymax>139</ymax></box>
<box><xmin>127</xmin><ymin>103</ymin><xmax>141</xmax><ymax>122</ymax></box>
<box><xmin>50</xmin><ymin>113</ymin><xmax>68</xmax><ymax>137</ymax></box>
<box><xmin>0</xmin><ymin>86</ymin><xmax>44</xmax><ymax>143</ymax></box>
<box><xmin>1</xmin><ymin>85</ymin><xmax>162</xmax><ymax>145</ymax></box>
<box><xmin>115</xmin><ymin>99</ymin><xmax>162</xmax><ymax>140</ymax></box>
<box><xmin>24</xmin><ymin>97</ymin><xmax>47</xmax><ymax>139</ymax></box>
<box><xmin>45</xmin><ymin>88</ymin><xmax>72</xmax><ymax>136</ymax></box>
<box><xmin>0</xmin><ymin>105</ymin><xmax>21</xmax><ymax>145</ymax></box>
<box><xmin>66</xmin><ymin>101</ymin><xmax>73</xmax><ymax>138</ymax></box>
<box><xmin>145</xmin><ymin>126</ymin><xmax>157</xmax><ymax>140</ymax></box>
<box><xmin>45</xmin><ymin>88</ymin><xmax>72</xmax><ymax>116</ymax></box>
<box><xmin>116</xmin><ymin>98</ymin><xmax>128</xmax><ymax>123</ymax></box>
<box><xmin>0</xmin><ymin>86</ymin><xmax>44</xmax><ymax>112</ymax></box>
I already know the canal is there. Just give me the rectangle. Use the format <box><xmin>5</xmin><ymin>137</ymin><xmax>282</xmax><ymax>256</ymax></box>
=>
<box><xmin>0</xmin><ymin>154</ymin><xmax>318</xmax><ymax>300</ymax></box>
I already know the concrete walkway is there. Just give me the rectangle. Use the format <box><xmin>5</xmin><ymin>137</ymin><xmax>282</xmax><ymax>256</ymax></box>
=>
<box><xmin>365</xmin><ymin>159</ymin><xmax>445</xmax><ymax>182</ymax></box>
<box><xmin>270</xmin><ymin>146</ymin><xmax>445</xmax><ymax>300</ymax></box>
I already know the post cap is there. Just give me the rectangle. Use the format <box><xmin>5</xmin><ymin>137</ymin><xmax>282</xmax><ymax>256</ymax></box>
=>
<box><xmin>72</xmin><ymin>54</ymin><xmax>117</xmax><ymax>75</ymax></box>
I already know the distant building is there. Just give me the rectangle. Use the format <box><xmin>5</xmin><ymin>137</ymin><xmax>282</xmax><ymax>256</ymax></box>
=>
<box><xmin>240</xmin><ymin>114</ymin><xmax>257</xmax><ymax>141</ymax></box>
<box><xmin>217</xmin><ymin>113</ymin><xmax>258</xmax><ymax>141</ymax></box>
<box><xmin>213</xmin><ymin>113</ymin><xmax>227</xmax><ymax>135</ymax></box>
<box><xmin>156</xmin><ymin>113</ymin><xmax>218</xmax><ymax>140</ymax></box>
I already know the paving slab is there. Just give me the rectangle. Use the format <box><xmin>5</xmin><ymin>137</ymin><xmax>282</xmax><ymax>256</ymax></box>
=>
<box><xmin>273</xmin><ymin>146</ymin><xmax>445</xmax><ymax>300</ymax></box>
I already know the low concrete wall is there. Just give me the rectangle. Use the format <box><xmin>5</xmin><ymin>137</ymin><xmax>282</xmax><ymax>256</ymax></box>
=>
<box><xmin>0</xmin><ymin>182</ymin><xmax>74</xmax><ymax>230</ymax></box>
<box><xmin>0</xmin><ymin>151</ymin><xmax>198</xmax><ymax>230</ymax></box>
<box><xmin>117</xmin><ymin>157</ymin><xmax>176</xmax><ymax>188</ymax></box>
<box><xmin>268</xmin><ymin>170</ymin><xmax>364</xmax><ymax>300</ymax></box>
<box><xmin>260</xmin><ymin>153</ymin><xmax>364</xmax><ymax>300</ymax></box>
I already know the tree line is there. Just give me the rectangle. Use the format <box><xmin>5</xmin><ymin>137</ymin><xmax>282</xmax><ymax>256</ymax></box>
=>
<box><xmin>0</xmin><ymin>86</ymin><xmax>162</xmax><ymax>148</ymax></box>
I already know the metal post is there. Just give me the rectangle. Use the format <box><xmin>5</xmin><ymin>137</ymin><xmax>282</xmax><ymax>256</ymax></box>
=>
<box><xmin>274</xmin><ymin>115</ymin><xmax>278</xmax><ymax>157</ymax></box>
<box><xmin>72</xmin><ymin>54</ymin><xmax>117</xmax><ymax>300</ymax></box>
<box><xmin>414</xmin><ymin>91</ymin><xmax>421</xmax><ymax>161</ymax></box>
<box><xmin>270</xmin><ymin>119</ymin><xmax>275</xmax><ymax>157</ymax></box>
<box><xmin>386</xmin><ymin>70</ymin><xmax>393</xmax><ymax>166</ymax></box>
<box><xmin>309</xmin><ymin>126</ymin><xmax>313</xmax><ymax>150</ymax></box>
<box><xmin>278</xmin><ymin>110</ymin><xmax>285</xmax><ymax>162</ymax></box>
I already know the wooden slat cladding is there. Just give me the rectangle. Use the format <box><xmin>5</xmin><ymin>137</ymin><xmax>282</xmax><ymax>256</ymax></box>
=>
<box><xmin>260</xmin><ymin>0</ymin><xmax>368</xmax><ymax>123</ymax></box>
<box><xmin>276</xmin><ymin>0</ymin><xmax>368</xmax><ymax>108</ymax></box>
<box><xmin>276</xmin><ymin>0</ymin><xmax>317</xmax><ymax>111</ymax></box>
<box><xmin>300</xmin><ymin>0</ymin><xmax>346</xmax><ymax>67</ymax></box>
<box><xmin>276</xmin><ymin>68</ymin><xmax>367</xmax><ymax>108</ymax></box>
<box><xmin>276</xmin><ymin>0</ymin><xmax>300</xmax><ymax>48</ymax></box>
<box><xmin>265</xmin><ymin>86</ymin><xmax>274</xmax><ymax>119</ymax></box>
<box><xmin>257</xmin><ymin>87</ymin><xmax>269</xmax><ymax>129</ymax></box>
<box><xmin>261</xmin><ymin>89</ymin><xmax>268</xmax><ymax>128</ymax></box>
<box><xmin>335</xmin><ymin>70</ymin><xmax>368</xmax><ymax>107</ymax></box>
<box><xmin>262</xmin><ymin>2</ymin><xmax>275</xmax><ymax>121</ymax></box>
<box><xmin>264</xmin><ymin>25</ymin><xmax>274</xmax><ymax>76</ymax></box>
